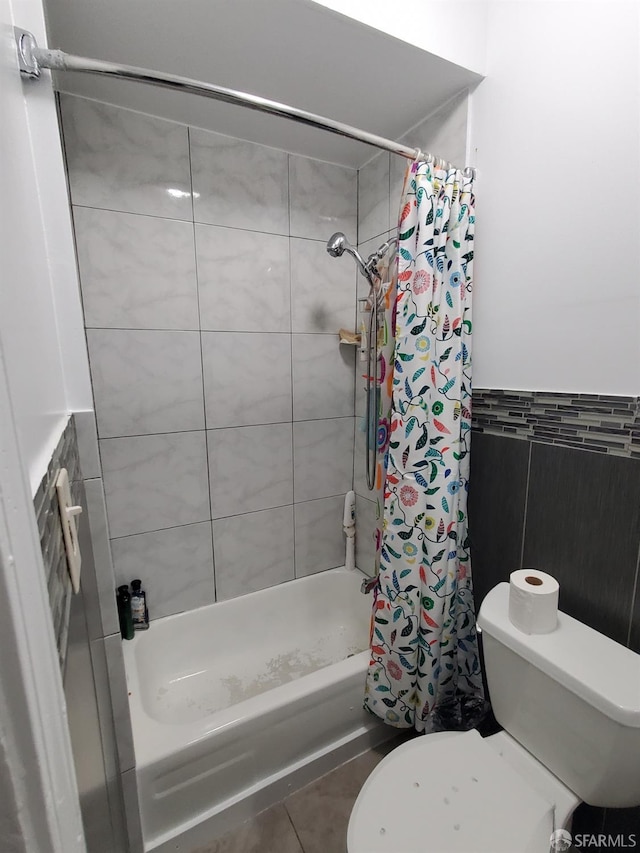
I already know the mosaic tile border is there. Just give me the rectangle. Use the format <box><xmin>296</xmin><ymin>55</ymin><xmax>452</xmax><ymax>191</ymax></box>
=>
<box><xmin>33</xmin><ymin>415</ymin><xmax>83</xmax><ymax>668</ymax></box>
<box><xmin>472</xmin><ymin>389</ymin><xmax>640</xmax><ymax>458</ymax></box>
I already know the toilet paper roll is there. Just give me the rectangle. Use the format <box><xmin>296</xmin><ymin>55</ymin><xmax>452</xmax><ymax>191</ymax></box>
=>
<box><xmin>508</xmin><ymin>569</ymin><xmax>559</xmax><ymax>634</ymax></box>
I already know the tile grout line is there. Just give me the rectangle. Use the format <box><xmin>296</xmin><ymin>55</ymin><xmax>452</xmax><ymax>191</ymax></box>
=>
<box><xmin>187</xmin><ymin>125</ymin><xmax>217</xmax><ymax>602</ymax></box>
<box><xmin>288</xmin><ymin>153</ymin><xmax>298</xmax><ymax>580</ymax></box>
<box><xmin>71</xmin><ymin>201</ymin><xmax>333</xmax><ymax>242</ymax></box>
<box><xmin>353</xmin><ymin>163</ymin><xmax>361</xmax><ymax>501</ymax></box>
<box><xmin>108</xmin><ymin>495</ymin><xmax>353</xmax><ymax>541</ymax></box>
<box><xmin>519</xmin><ymin>439</ymin><xmax>533</xmax><ymax>567</ymax></box>
<box><xmin>625</xmin><ymin>536</ymin><xmax>640</xmax><ymax>648</ymax></box>
<box><xmin>283</xmin><ymin>800</ymin><xmax>307</xmax><ymax>853</ymax></box>
<box><xmin>97</xmin><ymin>415</ymin><xmax>355</xmax><ymax>443</ymax></box>
<box><xmin>86</xmin><ymin>327</ymin><xmax>354</xmax><ymax>336</ymax></box>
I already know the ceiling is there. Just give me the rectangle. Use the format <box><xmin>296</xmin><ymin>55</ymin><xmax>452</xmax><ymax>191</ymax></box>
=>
<box><xmin>42</xmin><ymin>0</ymin><xmax>482</xmax><ymax>168</ymax></box>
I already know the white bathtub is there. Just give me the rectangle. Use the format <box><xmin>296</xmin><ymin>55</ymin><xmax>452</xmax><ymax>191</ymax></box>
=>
<box><xmin>123</xmin><ymin>567</ymin><xmax>390</xmax><ymax>851</ymax></box>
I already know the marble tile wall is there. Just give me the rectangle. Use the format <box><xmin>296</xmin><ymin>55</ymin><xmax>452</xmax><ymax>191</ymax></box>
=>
<box><xmin>61</xmin><ymin>94</ymin><xmax>357</xmax><ymax>616</ymax></box>
<box><xmin>353</xmin><ymin>90</ymin><xmax>470</xmax><ymax>574</ymax></box>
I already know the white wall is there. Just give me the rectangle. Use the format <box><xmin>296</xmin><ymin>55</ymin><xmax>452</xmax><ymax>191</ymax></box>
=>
<box><xmin>0</xmin><ymin>5</ymin><xmax>87</xmax><ymax>851</ymax></box>
<box><xmin>1</xmin><ymin>0</ymin><xmax>92</xmax><ymax>494</ymax></box>
<box><xmin>471</xmin><ymin>0</ymin><xmax>640</xmax><ymax>394</ymax></box>
<box><xmin>310</xmin><ymin>0</ymin><xmax>488</xmax><ymax>74</ymax></box>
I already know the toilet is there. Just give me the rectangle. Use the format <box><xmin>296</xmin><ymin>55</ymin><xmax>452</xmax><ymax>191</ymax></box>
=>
<box><xmin>348</xmin><ymin>582</ymin><xmax>640</xmax><ymax>853</ymax></box>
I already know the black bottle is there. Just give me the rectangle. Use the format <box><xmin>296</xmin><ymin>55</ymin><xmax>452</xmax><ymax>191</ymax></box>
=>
<box><xmin>117</xmin><ymin>585</ymin><xmax>134</xmax><ymax>640</ymax></box>
<box><xmin>130</xmin><ymin>579</ymin><xmax>149</xmax><ymax>630</ymax></box>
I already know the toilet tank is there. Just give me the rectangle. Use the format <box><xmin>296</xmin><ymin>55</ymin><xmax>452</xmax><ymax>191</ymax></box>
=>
<box><xmin>478</xmin><ymin>583</ymin><xmax>640</xmax><ymax>808</ymax></box>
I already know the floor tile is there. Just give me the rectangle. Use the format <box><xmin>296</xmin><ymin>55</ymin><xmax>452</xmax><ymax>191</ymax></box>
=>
<box><xmin>284</xmin><ymin>739</ymin><xmax>405</xmax><ymax>853</ymax></box>
<box><xmin>191</xmin><ymin>804</ymin><xmax>302</xmax><ymax>853</ymax></box>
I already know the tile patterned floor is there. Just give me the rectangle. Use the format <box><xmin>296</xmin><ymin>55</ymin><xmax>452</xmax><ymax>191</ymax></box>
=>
<box><xmin>191</xmin><ymin>738</ymin><xmax>407</xmax><ymax>853</ymax></box>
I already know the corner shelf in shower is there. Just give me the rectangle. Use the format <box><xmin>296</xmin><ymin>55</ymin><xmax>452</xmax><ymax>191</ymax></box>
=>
<box><xmin>338</xmin><ymin>329</ymin><xmax>361</xmax><ymax>345</ymax></box>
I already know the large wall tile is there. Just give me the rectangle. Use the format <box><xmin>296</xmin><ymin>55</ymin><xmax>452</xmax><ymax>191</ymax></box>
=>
<box><xmin>404</xmin><ymin>90</ymin><xmax>469</xmax><ymax>169</ymax></box>
<box><xmin>103</xmin><ymin>633</ymin><xmax>135</xmax><ymax>773</ymax></box>
<box><xmin>353</xmin><ymin>379</ymin><xmax>375</xmax><ymax>499</ymax></box>
<box><xmin>213</xmin><ymin>506</ymin><xmax>294</xmax><ymax>600</ymax></box>
<box><xmin>629</xmin><ymin>570</ymin><xmax>640</xmax><ymax>653</ymax></box>
<box><xmin>196</xmin><ymin>224</ymin><xmax>290</xmax><ymax>332</ymax></box>
<box><xmin>294</xmin><ymin>495</ymin><xmax>345</xmax><ymax>577</ymax></box>
<box><xmin>208</xmin><ymin>423</ymin><xmax>293</xmax><ymax>518</ymax></box>
<box><xmin>390</xmin><ymin>91</ymin><xmax>469</xmax><ymax>226</ymax></box>
<box><xmin>73</xmin><ymin>480</ymin><xmax>106</xmax><ymax>646</ymax></box>
<box><xmin>87</xmin><ymin>637</ymin><xmax>129</xmax><ymax>849</ymax></box>
<box><xmin>75</xmin><ymin>409</ymin><xmax>101</xmax><ymax>480</ymax></box>
<box><xmin>87</xmin><ymin>329</ymin><xmax>204</xmax><ymax>438</ymax></box>
<box><xmin>468</xmin><ymin>432</ymin><xmax>530</xmax><ymax>610</ymax></box>
<box><xmin>83</xmin><ymin>478</ymin><xmax>119</xmax><ymax>639</ymax></box>
<box><xmin>290</xmin><ymin>237</ymin><xmax>356</xmax><ymax>333</ymax></box>
<box><xmin>523</xmin><ymin>443</ymin><xmax>640</xmax><ymax>645</ymax></box>
<box><xmin>289</xmin><ymin>156</ymin><xmax>357</xmax><ymax>240</ymax></box>
<box><xmin>74</xmin><ymin>207</ymin><xmax>198</xmax><ymax>330</ymax></box>
<box><xmin>120</xmin><ymin>767</ymin><xmax>144</xmax><ymax>853</ymax></box>
<box><xmin>60</xmin><ymin>95</ymin><xmax>191</xmax><ymax>219</ymax></box>
<box><xmin>292</xmin><ymin>334</ymin><xmax>354</xmax><ymax>420</ymax></box>
<box><xmin>355</xmin><ymin>495</ymin><xmax>377</xmax><ymax>577</ymax></box>
<box><xmin>352</xmin><ymin>423</ymin><xmax>367</xmax><ymax>499</ymax></box>
<box><xmin>293</xmin><ymin>417</ymin><xmax>354</xmax><ymax>502</ymax></box>
<box><xmin>202</xmin><ymin>332</ymin><xmax>292</xmax><ymax>428</ymax></box>
<box><xmin>190</xmin><ymin>129</ymin><xmax>289</xmax><ymax>234</ymax></box>
<box><xmin>101</xmin><ymin>432</ymin><xmax>210</xmax><ymax>538</ymax></box>
<box><xmin>111</xmin><ymin>522</ymin><xmax>215</xmax><ymax>619</ymax></box>
<box><xmin>358</xmin><ymin>152</ymin><xmax>391</xmax><ymax>244</ymax></box>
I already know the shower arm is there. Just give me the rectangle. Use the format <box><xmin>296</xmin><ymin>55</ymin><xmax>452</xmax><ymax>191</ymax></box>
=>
<box><xmin>13</xmin><ymin>27</ymin><xmax>476</xmax><ymax>176</ymax></box>
<box><xmin>364</xmin><ymin>237</ymin><xmax>398</xmax><ymax>284</ymax></box>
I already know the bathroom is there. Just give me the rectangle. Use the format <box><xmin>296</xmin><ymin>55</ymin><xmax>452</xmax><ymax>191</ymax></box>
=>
<box><xmin>2</xmin><ymin>0</ymin><xmax>640</xmax><ymax>851</ymax></box>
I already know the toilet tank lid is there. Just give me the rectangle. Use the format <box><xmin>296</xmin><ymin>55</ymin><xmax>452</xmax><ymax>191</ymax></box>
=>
<box><xmin>478</xmin><ymin>583</ymin><xmax>640</xmax><ymax>727</ymax></box>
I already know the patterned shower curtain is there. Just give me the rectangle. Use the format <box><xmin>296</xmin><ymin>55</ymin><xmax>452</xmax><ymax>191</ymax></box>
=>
<box><xmin>364</xmin><ymin>160</ymin><xmax>484</xmax><ymax>731</ymax></box>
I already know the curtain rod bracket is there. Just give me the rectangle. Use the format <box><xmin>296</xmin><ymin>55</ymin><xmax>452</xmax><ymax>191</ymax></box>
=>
<box><xmin>14</xmin><ymin>28</ymin><xmax>41</xmax><ymax>79</ymax></box>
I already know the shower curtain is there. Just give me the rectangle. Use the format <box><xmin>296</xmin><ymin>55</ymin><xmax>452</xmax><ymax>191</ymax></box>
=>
<box><xmin>364</xmin><ymin>160</ymin><xmax>484</xmax><ymax>731</ymax></box>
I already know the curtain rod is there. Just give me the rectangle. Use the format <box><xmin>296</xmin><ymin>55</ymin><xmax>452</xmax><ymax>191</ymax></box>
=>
<box><xmin>14</xmin><ymin>27</ymin><xmax>474</xmax><ymax>175</ymax></box>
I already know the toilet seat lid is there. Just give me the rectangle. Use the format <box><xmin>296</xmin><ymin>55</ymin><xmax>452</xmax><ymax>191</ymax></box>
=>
<box><xmin>348</xmin><ymin>729</ymin><xmax>556</xmax><ymax>853</ymax></box>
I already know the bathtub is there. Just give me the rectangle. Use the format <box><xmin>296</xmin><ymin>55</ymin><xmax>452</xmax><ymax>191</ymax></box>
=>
<box><xmin>123</xmin><ymin>567</ymin><xmax>391</xmax><ymax>851</ymax></box>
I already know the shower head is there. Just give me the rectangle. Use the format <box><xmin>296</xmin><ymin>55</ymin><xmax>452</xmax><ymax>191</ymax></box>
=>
<box><xmin>326</xmin><ymin>232</ymin><xmax>371</xmax><ymax>281</ymax></box>
<box><xmin>326</xmin><ymin>231</ymin><xmax>349</xmax><ymax>258</ymax></box>
<box><xmin>326</xmin><ymin>231</ymin><xmax>399</xmax><ymax>287</ymax></box>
